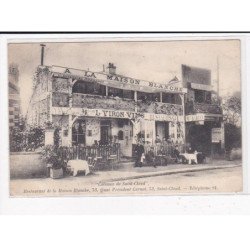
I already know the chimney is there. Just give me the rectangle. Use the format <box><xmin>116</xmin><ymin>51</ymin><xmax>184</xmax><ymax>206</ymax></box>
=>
<box><xmin>40</xmin><ymin>44</ymin><xmax>46</xmax><ymax>66</ymax></box>
<box><xmin>107</xmin><ymin>63</ymin><xmax>116</xmax><ymax>75</ymax></box>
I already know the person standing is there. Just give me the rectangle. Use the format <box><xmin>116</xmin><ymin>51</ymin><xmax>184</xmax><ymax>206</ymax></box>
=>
<box><xmin>134</xmin><ymin>142</ymin><xmax>145</xmax><ymax>168</ymax></box>
<box><xmin>146</xmin><ymin>146</ymin><xmax>157</xmax><ymax>168</ymax></box>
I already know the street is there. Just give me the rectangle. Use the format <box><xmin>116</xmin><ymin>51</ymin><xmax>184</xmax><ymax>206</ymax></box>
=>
<box><xmin>131</xmin><ymin>166</ymin><xmax>242</xmax><ymax>194</ymax></box>
<box><xmin>10</xmin><ymin>164</ymin><xmax>242</xmax><ymax>197</ymax></box>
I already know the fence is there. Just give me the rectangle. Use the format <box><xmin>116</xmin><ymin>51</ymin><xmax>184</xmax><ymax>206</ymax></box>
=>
<box><xmin>56</xmin><ymin>143</ymin><xmax>120</xmax><ymax>169</ymax></box>
<box><xmin>144</xmin><ymin>143</ymin><xmax>186</xmax><ymax>157</ymax></box>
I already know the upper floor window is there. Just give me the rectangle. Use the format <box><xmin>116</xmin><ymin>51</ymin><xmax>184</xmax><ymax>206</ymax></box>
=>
<box><xmin>194</xmin><ymin>90</ymin><xmax>211</xmax><ymax>104</ymax></box>
<box><xmin>108</xmin><ymin>87</ymin><xmax>134</xmax><ymax>99</ymax></box>
<box><xmin>162</xmin><ymin>93</ymin><xmax>182</xmax><ymax>105</ymax></box>
<box><xmin>72</xmin><ymin>80</ymin><xmax>106</xmax><ymax>96</ymax></box>
<box><xmin>137</xmin><ymin>91</ymin><xmax>160</xmax><ymax>102</ymax></box>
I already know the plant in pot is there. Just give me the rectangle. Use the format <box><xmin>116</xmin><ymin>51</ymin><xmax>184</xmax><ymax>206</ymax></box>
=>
<box><xmin>41</xmin><ymin>145</ymin><xmax>64</xmax><ymax>179</ymax></box>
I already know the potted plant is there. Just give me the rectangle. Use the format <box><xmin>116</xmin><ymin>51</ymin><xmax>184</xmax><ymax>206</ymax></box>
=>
<box><xmin>41</xmin><ymin>145</ymin><xmax>64</xmax><ymax>179</ymax></box>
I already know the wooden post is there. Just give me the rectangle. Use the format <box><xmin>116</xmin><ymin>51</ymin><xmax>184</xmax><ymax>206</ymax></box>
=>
<box><xmin>180</xmin><ymin>93</ymin><xmax>186</xmax><ymax>146</ymax></box>
<box><xmin>134</xmin><ymin>91</ymin><xmax>138</xmax><ymax>112</ymax></box>
<box><xmin>106</xmin><ymin>86</ymin><xmax>108</xmax><ymax>96</ymax></box>
<box><xmin>221</xmin><ymin>121</ymin><xmax>225</xmax><ymax>151</ymax></box>
<box><xmin>160</xmin><ymin>92</ymin><xmax>163</xmax><ymax>102</ymax></box>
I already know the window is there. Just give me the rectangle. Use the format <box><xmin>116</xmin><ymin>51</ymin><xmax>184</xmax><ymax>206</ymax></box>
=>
<box><xmin>72</xmin><ymin>120</ymin><xmax>86</xmax><ymax>145</ymax></box>
<box><xmin>118</xmin><ymin>130</ymin><xmax>124</xmax><ymax>140</ymax></box>
<box><xmin>194</xmin><ymin>90</ymin><xmax>205</xmax><ymax>103</ymax></box>
<box><xmin>122</xmin><ymin>89</ymin><xmax>134</xmax><ymax>99</ymax></box>
<box><xmin>137</xmin><ymin>91</ymin><xmax>160</xmax><ymax>102</ymax></box>
<box><xmin>162</xmin><ymin>93</ymin><xmax>182</xmax><ymax>105</ymax></box>
<box><xmin>108</xmin><ymin>87</ymin><xmax>123</xmax><ymax>98</ymax></box>
<box><xmin>117</xmin><ymin>119</ymin><xmax>128</xmax><ymax>128</ymax></box>
<box><xmin>72</xmin><ymin>81</ymin><xmax>106</xmax><ymax>96</ymax></box>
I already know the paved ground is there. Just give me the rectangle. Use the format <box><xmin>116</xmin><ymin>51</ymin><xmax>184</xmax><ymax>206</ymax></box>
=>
<box><xmin>9</xmin><ymin>158</ymin><xmax>242</xmax><ymax>196</ymax></box>
<box><xmin>128</xmin><ymin>166</ymin><xmax>243</xmax><ymax>194</ymax></box>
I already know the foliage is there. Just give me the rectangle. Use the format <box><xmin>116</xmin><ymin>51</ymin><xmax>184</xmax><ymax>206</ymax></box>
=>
<box><xmin>222</xmin><ymin>92</ymin><xmax>241</xmax><ymax>127</ymax></box>
<box><xmin>9</xmin><ymin>126</ymin><xmax>45</xmax><ymax>152</ymax></box>
<box><xmin>41</xmin><ymin>145</ymin><xmax>63</xmax><ymax>169</ymax></box>
<box><xmin>33</xmin><ymin>66</ymin><xmax>51</xmax><ymax>89</ymax></box>
<box><xmin>9</xmin><ymin>127</ymin><xmax>24</xmax><ymax>152</ymax></box>
<box><xmin>224</xmin><ymin>123</ymin><xmax>241</xmax><ymax>151</ymax></box>
<box><xmin>222</xmin><ymin>92</ymin><xmax>241</xmax><ymax>152</ymax></box>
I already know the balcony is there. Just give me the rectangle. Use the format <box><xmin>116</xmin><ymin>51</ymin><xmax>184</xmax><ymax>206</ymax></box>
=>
<box><xmin>53</xmin><ymin>93</ymin><xmax>184</xmax><ymax>116</ymax></box>
<box><xmin>72</xmin><ymin>93</ymin><xmax>136</xmax><ymax>111</ymax></box>
<box><xmin>185</xmin><ymin>101</ymin><xmax>222</xmax><ymax>115</ymax></box>
<box><xmin>137</xmin><ymin>100</ymin><xmax>183</xmax><ymax>115</ymax></box>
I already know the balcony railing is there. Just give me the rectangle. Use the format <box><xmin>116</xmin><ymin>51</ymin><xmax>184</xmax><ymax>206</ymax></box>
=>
<box><xmin>52</xmin><ymin>93</ymin><xmax>184</xmax><ymax>116</ymax></box>
<box><xmin>185</xmin><ymin>101</ymin><xmax>222</xmax><ymax>115</ymax></box>
<box><xmin>137</xmin><ymin>100</ymin><xmax>183</xmax><ymax>115</ymax></box>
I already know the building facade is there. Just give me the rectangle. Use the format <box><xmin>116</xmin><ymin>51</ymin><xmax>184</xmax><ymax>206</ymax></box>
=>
<box><xmin>182</xmin><ymin>64</ymin><xmax>223</xmax><ymax>155</ymax></box>
<box><xmin>27</xmin><ymin>63</ymin><xmax>223</xmax><ymax>157</ymax></box>
<box><xmin>9</xmin><ymin>64</ymin><xmax>21</xmax><ymax>129</ymax></box>
<box><xmin>27</xmin><ymin>63</ymin><xmax>188</xmax><ymax>157</ymax></box>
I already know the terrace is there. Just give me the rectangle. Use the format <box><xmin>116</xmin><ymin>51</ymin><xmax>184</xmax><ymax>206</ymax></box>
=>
<box><xmin>185</xmin><ymin>101</ymin><xmax>222</xmax><ymax>115</ymax></box>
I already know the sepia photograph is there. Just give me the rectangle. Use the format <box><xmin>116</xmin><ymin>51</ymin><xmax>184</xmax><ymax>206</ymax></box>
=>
<box><xmin>8</xmin><ymin>39</ymin><xmax>242</xmax><ymax>197</ymax></box>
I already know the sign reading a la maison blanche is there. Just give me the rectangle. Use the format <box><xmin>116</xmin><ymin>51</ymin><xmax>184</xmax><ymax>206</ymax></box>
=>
<box><xmin>51</xmin><ymin>107</ymin><xmax>184</xmax><ymax>122</ymax></box>
<box><xmin>51</xmin><ymin>66</ymin><xmax>187</xmax><ymax>94</ymax></box>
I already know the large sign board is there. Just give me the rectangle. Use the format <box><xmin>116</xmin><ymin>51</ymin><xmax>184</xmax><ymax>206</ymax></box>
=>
<box><xmin>185</xmin><ymin>113</ymin><xmax>222</xmax><ymax>122</ymax></box>
<box><xmin>51</xmin><ymin>107</ymin><xmax>184</xmax><ymax>122</ymax></box>
<box><xmin>185</xmin><ymin>114</ymin><xmax>205</xmax><ymax>122</ymax></box>
<box><xmin>51</xmin><ymin>66</ymin><xmax>187</xmax><ymax>94</ymax></box>
<box><xmin>211</xmin><ymin>128</ymin><xmax>222</xmax><ymax>143</ymax></box>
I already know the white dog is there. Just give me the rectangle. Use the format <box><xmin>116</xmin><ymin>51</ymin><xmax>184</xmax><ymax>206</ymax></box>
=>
<box><xmin>182</xmin><ymin>152</ymin><xmax>198</xmax><ymax>164</ymax></box>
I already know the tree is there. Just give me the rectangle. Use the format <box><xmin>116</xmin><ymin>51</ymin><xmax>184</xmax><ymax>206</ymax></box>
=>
<box><xmin>222</xmin><ymin>91</ymin><xmax>241</xmax><ymax>151</ymax></box>
<box><xmin>222</xmin><ymin>91</ymin><xmax>241</xmax><ymax>127</ymax></box>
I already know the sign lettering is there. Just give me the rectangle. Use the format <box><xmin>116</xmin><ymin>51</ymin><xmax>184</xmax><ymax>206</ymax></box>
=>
<box><xmin>212</xmin><ymin>128</ymin><xmax>222</xmax><ymax>143</ymax></box>
<box><xmin>51</xmin><ymin>107</ymin><xmax>184</xmax><ymax>122</ymax></box>
<box><xmin>51</xmin><ymin>66</ymin><xmax>186</xmax><ymax>93</ymax></box>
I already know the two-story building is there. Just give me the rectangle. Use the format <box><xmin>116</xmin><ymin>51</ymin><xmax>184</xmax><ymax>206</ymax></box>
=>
<box><xmin>26</xmin><ymin>63</ymin><xmax>187</xmax><ymax>157</ymax></box>
<box><xmin>182</xmin><ymin>64</ymin><xmax>223</xmax><ymax>155</ymax></box>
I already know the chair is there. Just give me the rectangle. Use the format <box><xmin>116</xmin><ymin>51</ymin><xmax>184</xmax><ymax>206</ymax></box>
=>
<box><xmin>87</xmin><ymin>156</ymin><xmax>97</xmax><ymax>172</ymax></box>
<box><xmin>107</xmin><ymin>154</ymin><xmax>117</xmax><ymax>170</ymax></box>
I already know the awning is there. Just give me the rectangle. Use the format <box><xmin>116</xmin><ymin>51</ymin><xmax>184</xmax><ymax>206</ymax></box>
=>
<box><xmin>191</xmin><ymin>82</ymin><xmax>213</xmax><ymax>91</ymax></box>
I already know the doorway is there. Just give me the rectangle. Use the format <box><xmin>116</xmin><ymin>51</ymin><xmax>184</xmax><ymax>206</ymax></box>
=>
<box><xmin>72</xmin><ymin>119</ymin><xmax>86</xmax><ymax>145</ymax></box>
<box><xmin>187</xmin><ymin>122</ymin><xmax>212</xmax><ymax>155</ymax></box>
<box><xmin>100</xmin><ymin>120</ymin><xmax>111</xmax><ymax>145</ymax></box>
<box><xmin>155</xmin><ymin>121</ymin><xmax>169</xmax><ymax>141</ymax></box>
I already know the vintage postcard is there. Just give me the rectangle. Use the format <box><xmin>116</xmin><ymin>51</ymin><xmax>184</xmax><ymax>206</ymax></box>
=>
<box><xmin>8</xmin><ymin>38</ymin><xmax>242</xmax><ymax>197</ymax></box>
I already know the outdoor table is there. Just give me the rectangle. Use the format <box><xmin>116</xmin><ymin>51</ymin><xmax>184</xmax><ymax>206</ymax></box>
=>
<box><xmin>67</xmin><ymin>159</ymin><xmax>90</xmax><ymax>177</ymax></box>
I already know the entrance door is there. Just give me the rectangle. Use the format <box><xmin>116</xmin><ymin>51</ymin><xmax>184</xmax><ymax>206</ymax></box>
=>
<box><xmin>117</xmin><ymin>119</ymin><xmax>133</xmax><ymax>157</ymax></box>
<box><xmin>100</xmin><ymin>120</ymin><xmax>111</xmax><ymax>145</ymax></box>
<box><xmin>72</xmin><ymin>119</ymin><xmax>86</xmax><ymax>145</ymax></box>
<box><xmin>188</xmin><ymin>123</ymin><xmax>212</xmax><ymax>155</ymax></box>
<box><xmin>155</xmin><ymin>121</ymin><xmax>169</xmax><ymax>141</ymax></box>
